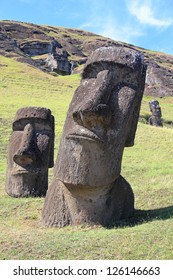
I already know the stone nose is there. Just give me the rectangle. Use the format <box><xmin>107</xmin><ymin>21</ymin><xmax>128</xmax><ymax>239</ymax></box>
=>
<box><xmin>13</xmin><ymin>123</ymin><xmax>36</xmax><ymax>167</ymax></box>
<box><xmin>72</xmin><ymin>69</ymin><xmax>114</xmax><ymax>130</ymax></box>
<box><xmin>73</xmin><ymin>104</ymin><xmax>111</xmax><ymax>129</ymax></box>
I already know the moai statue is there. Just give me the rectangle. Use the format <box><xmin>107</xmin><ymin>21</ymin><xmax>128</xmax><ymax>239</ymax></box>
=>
<box><xmin>42</xmin><ymin>46</ymin><xmax>147</xmax><ymax>227</ymax></box>
<box><xmin>148</xmin><ymin>100</ymin><xmax>163</xmax><ymax>127</ymax></box>
<box><xmin>6</xmin><ymin>107</ymin><xmax>54</xmax><ymax>197</ymax></box>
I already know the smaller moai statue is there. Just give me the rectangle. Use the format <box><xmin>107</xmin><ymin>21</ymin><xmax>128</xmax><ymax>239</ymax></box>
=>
<box><xmin>5</xmin><ymin>107</ymin><xmax>54</xmax><ymax>197</ymax></box>
<box><xmin>148</xmin><ymin>100</ymin><xmax>163</xmax><ymax>127</ymax></box>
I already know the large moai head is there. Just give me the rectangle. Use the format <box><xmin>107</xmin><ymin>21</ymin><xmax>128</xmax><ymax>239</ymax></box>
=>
<box><xmin>6</xmin><ymin>107</ymin><xmax>54</xmax><ymax>197</ymax></box>
<box><xmin>42</xmin><ymin>46</ymin><xmax>147</xmax><ymax>227</ymax></box>
<box><xmin>54</xmin><ymin>46</ymin><xmax>147</xmax><ymax>187</ymax></box>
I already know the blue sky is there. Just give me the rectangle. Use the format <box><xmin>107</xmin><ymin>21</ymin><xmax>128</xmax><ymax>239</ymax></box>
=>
<box><xmin>0</xmin><ymin>0</ymin><xmax>173</xmax><ymax>55</ymax></box>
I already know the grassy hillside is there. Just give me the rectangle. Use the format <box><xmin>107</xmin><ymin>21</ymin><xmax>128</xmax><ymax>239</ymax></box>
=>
<box><xmin>0</xmin><ymin>55</ymin><xmax>173</xmax><ymax>260</ymax></box>
<box><xmin>1</xmin><ymin>20</ymin><xmax>173</xmax><ymax>98</ymax></box>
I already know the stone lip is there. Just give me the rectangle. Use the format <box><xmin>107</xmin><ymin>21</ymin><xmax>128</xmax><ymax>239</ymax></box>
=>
<box><xmin>66</xmin><ymin>133</ymin><xmax>103</xmax><ymax>143</ymax></box>
<box><xmin>66</xmin><ymin>127</ymin><xmax>104</xmax><ymax>144</ymax></box>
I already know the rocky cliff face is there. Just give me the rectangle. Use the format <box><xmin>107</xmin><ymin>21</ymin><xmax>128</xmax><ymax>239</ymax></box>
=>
<box><xmin>0</xmin><ymin>20</ymin><xmax>173</xmax><ymax>96</ymax></box>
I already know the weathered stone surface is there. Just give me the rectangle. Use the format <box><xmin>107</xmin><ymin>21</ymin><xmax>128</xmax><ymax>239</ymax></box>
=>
<box><xmin>148</xmin><ymin>100</ymin><xmax>163</xmax><ymax>127</ymax></box>
<box><xmin>0</xmin><ymin>32</ymin><xmax>19</xmax><ymax>55</ymax></box>
<box><xmin>20</xmin><ymin>41</ymin><xmax>55</xmax><ymax>56</ymax></box>
<box><xmin>19</xmin><ymin>38</ymin><xmax>72</xmax><ymax>74</ymax></box>
<box><xmin>6</xmin><ymin>107</ymin><xmax>54</xmax><ymax>197</ymax></box>
<box><xmin>42</xmin><ymin>46</ymin><xmax>147</xmax><ymax>227</ymax></box>
<box><xmin>45</xmin><ymin>48</ymin><xmax>72</xmax><ymax>75</ymax></box>
<box><xmin>144</xmin><ymin>60</ymin><xmax>173</xmax><ymax>97</ymax></box>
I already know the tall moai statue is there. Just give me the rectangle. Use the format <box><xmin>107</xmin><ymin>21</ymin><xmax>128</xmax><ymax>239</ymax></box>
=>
<box><xmin>6</xmin><ymin>107</ymin><xmax>54</xmax><ymax>197</ymax></box>
<box><xmin>42</xmin><ymin>46</ymin><xmax>147</xmax><ymax>227</ymax></box>
<box><xmin>148</xmin><ymin>100</ymin><xmax>163</xmax><ymax>127</ymax></box>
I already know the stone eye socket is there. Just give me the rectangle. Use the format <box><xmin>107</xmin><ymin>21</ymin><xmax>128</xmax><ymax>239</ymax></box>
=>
<box><xmin>82</xmin><ymin>62</ymin><xmax>111</xmax><ymax>79</ymax></box>
<box><xmin>82</xmin><ymin>62</ymin><xmax>126</xmax><ymax>80</ymax></box>
<box><xmin>13</xmin><ymin>119</ymin><xmax>30</xmax><ymax>131</ymax></box>
<box><xmin>36</xmin><ymin>134</ymin><xmax>50</xmax><ymax>153</ymax></box>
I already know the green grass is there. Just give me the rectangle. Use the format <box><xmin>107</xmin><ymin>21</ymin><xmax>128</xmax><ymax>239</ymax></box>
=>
<box><xmin>0</xmin><ymin>55</ymin><xmax>173</xmax><ymax>260</ymax></box>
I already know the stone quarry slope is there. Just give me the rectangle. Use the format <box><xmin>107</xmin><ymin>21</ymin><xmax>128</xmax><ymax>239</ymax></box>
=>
<box><xmin>0</xmin><ymin>20</ymin><xmax>173</xmax><ymax>97</ymax></box>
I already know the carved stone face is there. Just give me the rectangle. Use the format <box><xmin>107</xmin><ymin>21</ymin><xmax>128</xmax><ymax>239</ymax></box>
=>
<box><xmin>149</xmin><ymin>100</ymin><xmax>162</xmax><ymax>118</ymax></box>
<box><xmin>6</xmin><ymin>107</ymin><xmax>54</xmax><ymax>197</ymax></box>
<box><xmin>54</xmin><ymin>47</ymin><xmax>146</xmax><ymax>187</ymax></box>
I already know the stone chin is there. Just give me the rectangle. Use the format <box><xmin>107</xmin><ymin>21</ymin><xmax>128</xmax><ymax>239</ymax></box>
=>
<box><xmin>55</xmin><ymin>136</ymin><xmax>122</xmax><ymax>188</ymax></box>
<box><xmin>6</xmin><ymin>172</ymin><xmax>38</xmax><ymax>197</ymax></box>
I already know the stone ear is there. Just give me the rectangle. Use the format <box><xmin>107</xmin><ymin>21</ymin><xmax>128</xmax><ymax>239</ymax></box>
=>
<box><xmin>125</xmin><ymin>65</ymin><xmax>147</xmax><ymax>147</ymax></box>
<box><xmin>125</xmin><ymin>102</ymin><xmax>141</xmax><ymax>147</ymax></box>
<box><xmin>49</xmin><ymin>115</ymin><xmax>55</xmax><ymax>168</ymax></box>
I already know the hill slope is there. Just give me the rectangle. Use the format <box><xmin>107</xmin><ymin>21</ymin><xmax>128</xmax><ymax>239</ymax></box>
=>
<box><xmin>0</xmin><ymin>20</ymin><xmax>173</xmax><ymax>97</ymax></box>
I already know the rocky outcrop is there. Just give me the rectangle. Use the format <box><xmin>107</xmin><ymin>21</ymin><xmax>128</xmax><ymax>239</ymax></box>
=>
<box><xmin>0</xmin><ymin>20</ymin><xmax>173</xmax><ymax>96</ymax></box>
<box><xmin>0</xmin><ymin>21</ymin><xmax>72</xmax><ymax>75</ymax></box>
<box><xmin>20</xmin><ymin>41</ymin><xmax>53</xmax><ymax>56</ymax></box>
<box><xmin>0</xmin><ymin>32</ymin><xmax>18</xmax><ymax>55</ymax></box>
<box><xmin>145</xmin><ymin>60</ymin><xmax>173</xmax><ymax>97</ymax></box>
<box><xmin>45</xmin><ymin>48</ymin><xmax>72</xmax><ymax>75</ymax></box>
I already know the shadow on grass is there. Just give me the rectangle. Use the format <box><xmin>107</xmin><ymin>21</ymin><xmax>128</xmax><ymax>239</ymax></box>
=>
<box><xmin>109</xmin><ymin>205</ymin><xmax>173</xmax><ymax>228</ymax></box>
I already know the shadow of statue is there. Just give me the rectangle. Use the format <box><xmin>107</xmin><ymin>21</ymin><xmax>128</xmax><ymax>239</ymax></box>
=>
<box><xmin>109</xmin><ymin>205</ymin><xmax>173</xmax><ymax>228</ymax></box>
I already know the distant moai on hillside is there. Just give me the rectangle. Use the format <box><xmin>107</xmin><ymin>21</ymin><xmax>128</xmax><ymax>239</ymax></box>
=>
<box><xmin>6</xmin><ymin>107</ymin><xmax>54</xmax><ymax>197</ymax></box>
<box><xmin>42</xmin><ymin>46</ymin><xmax>147</xmax><ymax>228</ymax></box>
<box><xmin>148</xmin><ymin>100</ymin><xmax>163</xmax><ymax>127</ymax></box>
